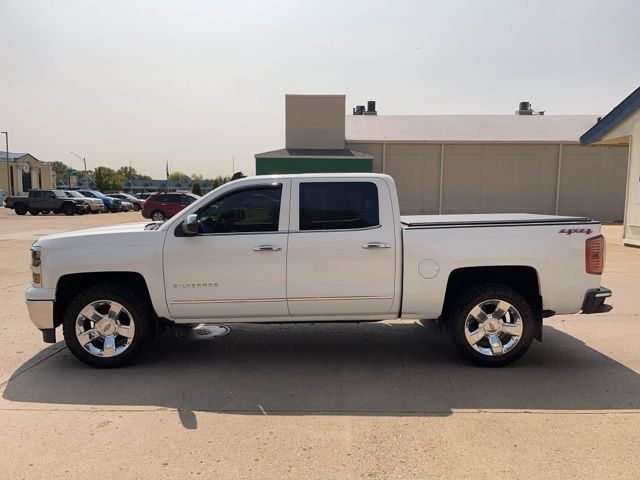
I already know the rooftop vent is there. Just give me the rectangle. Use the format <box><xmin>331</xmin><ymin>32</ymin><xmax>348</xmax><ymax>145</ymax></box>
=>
<box><xmin>516</xmin><ymin>101</ymin><xmax>545</xmax><ymax>115</ymax></box>
<box><xmin>353</xmin><ymin>100</ymin><xmax>377</xmax><ymax>115</ymax></box>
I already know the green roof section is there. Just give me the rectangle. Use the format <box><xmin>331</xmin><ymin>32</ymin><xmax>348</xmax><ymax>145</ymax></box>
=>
<box><xmin>256</xmin><ymin>157</ymin><xmax>372</xmax><ymax>175</ymax></box>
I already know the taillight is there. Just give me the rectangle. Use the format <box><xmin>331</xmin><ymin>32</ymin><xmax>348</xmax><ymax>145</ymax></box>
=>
<box><xmin>585</xmin><ymin>234</ymin><xmax>605</xmax><ymax>275</ymax></box>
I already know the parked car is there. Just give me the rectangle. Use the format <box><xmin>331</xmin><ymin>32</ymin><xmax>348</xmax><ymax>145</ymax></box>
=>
<box><xmin>136</xmin><ymin>192</ymin><xmax>156</xmax><ymax>200</ymax></box>
<box><xmin>108</xmin><ymin>192</ymin><xmax>144</xmax><ymax>211</ymax></box>
<box><xmin>141</xmin><ymin>192</ymin><xmax>199</xmax><ymax>221</ymax></box>
<box><xmin>25</xmin><ymin>173</ymin><xmax>611</xmax><ymax>368</ymax></box>
<box><xmin>63</xmin><ymin>190</ymin><xmax>103</xmax><ymax>213</ymax></box>
<box><xmin>77</xmin><ymin>190</ymin><xmax>122</xmax><ymax>213</ymax></box>
<box><xmin>4</xmin><ymin>189</ymin><xmax>89</xmax><ymax>215</ymax></box>
<box><xmin>119</xmin><ymin>200</ymin><xmax>134</xmax><ymax>212</ymax></box>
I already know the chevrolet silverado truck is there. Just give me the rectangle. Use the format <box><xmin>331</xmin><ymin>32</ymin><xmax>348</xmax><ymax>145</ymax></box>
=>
<box><xmin>25</xmin><ymin>174</ymin><xmax>611</xmax><ymax>368</ymax></box>
<box><xmin>5</xmin><ymin>189</ymin><xmax>89</xmax><ymax>215</ymax></box>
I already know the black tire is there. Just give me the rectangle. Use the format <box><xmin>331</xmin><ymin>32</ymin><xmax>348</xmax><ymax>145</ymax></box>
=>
<box><xmin>14</xmin><ymin>203</ymin><xmax>28</xmax><ymax>215</ymax></box>
<box><xmin>151</xmin><ymin>210</ymin><xmax>165</xmax><ymax>221</ymax></box>
<box><xmin>62</xmin><ymin>202</ymin><xmax>76</xmax><ymax>216</ymax></box>
<box><xmin>133</xmin><ymin>204</ymin><xmax>141</xmax><ymax>211</ymax></box>
<box><xmin>90</xmin><ymin>209</ymin><xmax>99</xmax><ymax>214</ymax></box>
<box><xmin>41</xmin><ymin>210</ymin><xmax>50</xmax><ymax>215</ymax></box>
<box><xmin>62</xmin><ymin>284</ymin><xmax>154</xmax><ymax>368</ymax></box>
<box><xmin>445</xmin><ymin>283</ymin><xmax>536</xmax><ymax>367</ymax></box>
<box><xmin>29</xmin><ymin>209</ymin><xmax>40</xmax><ymax>215</ymax></box>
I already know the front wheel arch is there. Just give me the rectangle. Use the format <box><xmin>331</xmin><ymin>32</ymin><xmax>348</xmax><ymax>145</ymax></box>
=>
<box><xmin>54</xmin><ymin>272</ymin><xmax>157</xmax><ymax>330</ymax></box>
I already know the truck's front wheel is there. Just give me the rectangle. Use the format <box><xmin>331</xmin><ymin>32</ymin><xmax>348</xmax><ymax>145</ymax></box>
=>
<box><xmin>445</xmin><ymin>284</ymin><xmax>535</xmax><ymax>367</ymax></box>
<box><xmin>14</xmin><ymin>203</ymin><xmax>27</xmax><ymax>215</ymax></box>
<box><xmin>62</xmin><ymin>284</ymin><xmax>154</xmax><ymax>368</ymax></box>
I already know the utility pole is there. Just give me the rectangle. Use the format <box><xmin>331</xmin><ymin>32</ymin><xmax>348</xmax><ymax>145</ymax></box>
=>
<box><xmin>70</xmin><ymin>152</ymin><xmax>87</xmax><ymax>187</ymax></box>
<box><xmin>2</xmin><ymin>132</ymin><xmax>10</xmax><ymax>196</ymax></box>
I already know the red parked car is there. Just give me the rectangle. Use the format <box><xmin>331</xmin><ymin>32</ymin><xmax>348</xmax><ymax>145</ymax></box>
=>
<box><xmin>141</xmin><ymin>192</ymin><xmax>200</xmax><ymax>221</ymax></box>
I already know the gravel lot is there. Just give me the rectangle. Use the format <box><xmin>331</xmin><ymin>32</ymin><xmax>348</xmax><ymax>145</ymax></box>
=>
<box><xmin>0</xmin><ymin>207</ymin><xmax>638</xmax><ymax>479</ymax></box>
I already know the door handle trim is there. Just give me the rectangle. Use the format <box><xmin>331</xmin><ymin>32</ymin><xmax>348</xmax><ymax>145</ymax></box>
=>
<box><xmin>362</xmin><ymin>242</ymin><xmax>391</xmax><ymax>249</ymax></box>
<box><xmin>253</xmin><ymin>244</ymin><xmax>282</xmax><ymax>252</ymax></box>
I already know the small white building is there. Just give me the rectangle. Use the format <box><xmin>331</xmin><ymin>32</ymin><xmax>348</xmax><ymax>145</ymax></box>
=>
<box><xmin>581</xmin><ymin>85</ymin><xmax>640</xmax><ymax>245</ymax></box>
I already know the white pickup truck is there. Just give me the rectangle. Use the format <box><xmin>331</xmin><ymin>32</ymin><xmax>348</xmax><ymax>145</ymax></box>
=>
<box><xmin>26</xmin><ymin>174</ymin><xmax>611</xmax><ymax>368</ymax></box>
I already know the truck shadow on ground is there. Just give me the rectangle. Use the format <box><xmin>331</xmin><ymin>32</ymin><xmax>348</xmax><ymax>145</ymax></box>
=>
<box><xmin>3</xmin><ymin>321</ymin><xmax>639</xmax><ymax>429</ymax></box>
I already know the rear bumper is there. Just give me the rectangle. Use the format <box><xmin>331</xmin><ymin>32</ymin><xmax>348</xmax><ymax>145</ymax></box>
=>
<box><xmin>581</xmin><ymin>287</ymin><xmax>612</xmax><ymax>314</ymax></box>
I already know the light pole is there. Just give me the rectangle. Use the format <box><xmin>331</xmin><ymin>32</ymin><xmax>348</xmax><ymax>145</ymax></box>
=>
<box><xmin>2</xmin><ymin>131</ymin><xmax>10</xmax><ymax>196</ymax></box>
<box><xmin>70</xmin><ymin>152</ymin><xmax>87</xmax><ymax>187</ymax></box>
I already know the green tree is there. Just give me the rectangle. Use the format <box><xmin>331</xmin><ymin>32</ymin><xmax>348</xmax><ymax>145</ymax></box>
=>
<box><xmin>93</xmin><ymin>166</ymin><xmax>124</xmax><ymax>192</ymax></box>
<box><xmin>211</xmin><ymin>175</ymin><xmax>231</xmax><ymax>188</ymax></box>
<box><xmin>168</xmin><ymin>171</ymin><xmax>185</xmax><ymax>181</ymax></box>
<box><xmin>117</xmin><ymin>166</ymin><xmax>153</xmax><ymax>181</ymax></box>
<box><xmin>191</xmin><ymin>173</ymin><xmax>204</xmax><ymax>183</ymax></box>
<box><xmin>51</xmin><ymin>161</ymin><xmax>71</xmax><ymax>179</ymax></box>
<box><xmin>192</xmin><ymin>182</ymin><xmax>202</xmax><ymax>196</ymax></box>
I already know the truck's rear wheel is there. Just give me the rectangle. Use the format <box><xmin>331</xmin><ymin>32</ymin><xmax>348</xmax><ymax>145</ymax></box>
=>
<box><xmin>62</xmin><ymin>284</ymin><xmax>154</xmax><ymax>368</ymax></box>
<box><xmin>29</xmin><ymin>209</ymin><xmax>40</xmax><ymax>215</ymax></box>
<box><xmin>445</xmin><ymin>284</ymin><xmax>535</xmax><ymax>367</ymax></box>
<box><xmin>14</xmin><ymin>203</ymin><xmax>27</xmax><ymax>215</ymax></box>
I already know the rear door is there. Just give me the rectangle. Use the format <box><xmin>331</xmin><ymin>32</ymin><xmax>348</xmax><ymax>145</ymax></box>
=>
<box><xmin>165</xmin><ymin>194</ymin><xmax>183</xmax><ymax>217</ymax></box>
<box><xmin>29</xmin><ymin>191</ymin><xmax>42</xmax><ymax>209</ymax></box>
<box><xmin>286</xmin><ymin>178</ymin><xmax>397</xmax><ymax>317</ymax></box>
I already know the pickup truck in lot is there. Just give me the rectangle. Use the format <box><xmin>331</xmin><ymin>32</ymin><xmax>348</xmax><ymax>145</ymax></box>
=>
<box><xmin>25</xmin><ymin>174</ymin><xmax>611</xmax><ymax>368</ymax></box>
<box><xmin>5</xmin><ymin>189</ymin><xmax>89</xmax><ymax>215</ymax></box>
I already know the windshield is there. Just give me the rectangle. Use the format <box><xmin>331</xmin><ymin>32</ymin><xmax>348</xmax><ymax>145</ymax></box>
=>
<box><xmin>64</xmin><ymin>191</ymin><xmax>84</xmax><ymax>198</ymax></box>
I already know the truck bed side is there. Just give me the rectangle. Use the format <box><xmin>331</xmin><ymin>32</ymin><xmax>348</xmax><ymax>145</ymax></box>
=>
<box><xmin>401</xmin><ymin>219</ymin><xmax>602</xmax><ymax>319</ymax></box>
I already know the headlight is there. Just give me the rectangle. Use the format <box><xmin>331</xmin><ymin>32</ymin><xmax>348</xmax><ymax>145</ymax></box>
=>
<box><xmin>31</xmin><ymin>247</ymin><xmax>42</xmax><ymax>287</ymax></box>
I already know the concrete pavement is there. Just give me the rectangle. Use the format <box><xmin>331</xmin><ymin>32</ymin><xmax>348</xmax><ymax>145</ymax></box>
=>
<box><xmin>0</xmin><ymin>209</ymin><xmax>638</xmax><ymax>479</ymax></box>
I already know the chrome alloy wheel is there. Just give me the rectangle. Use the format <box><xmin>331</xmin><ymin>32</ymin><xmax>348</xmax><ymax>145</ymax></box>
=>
<box><xmin>464</xmin><ymin>299</ymin><xmax>523</xmax><ymax>356</ymax></box>
<box><xmin>75</xmin><ymin>300</ymin><xmax>135</xmax><ymax>358</ymax></box>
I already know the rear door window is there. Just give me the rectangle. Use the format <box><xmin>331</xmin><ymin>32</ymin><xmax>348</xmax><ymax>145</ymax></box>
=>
<box><xmin>299</xmin><ymin>182</ymin><xmax>379</xmax><ymax>230</ymax></box>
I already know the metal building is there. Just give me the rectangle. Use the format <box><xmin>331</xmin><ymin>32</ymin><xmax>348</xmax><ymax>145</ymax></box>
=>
<box><xmin>581</xmin><ymin>85</ymin><xmax>640</xmax><ymax>245</ymax></box>
<box><xmin>256</xmin><ymin>95</ymin><xmax>628</xmax><ymax>221</ymax></box>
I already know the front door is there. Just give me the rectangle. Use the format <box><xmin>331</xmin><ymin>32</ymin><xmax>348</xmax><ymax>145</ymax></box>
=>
<box><xmin>163</xmin><ymin>180</ymin><xmax>290</xmax><ymax>320</ymax></box>
<box><xmin>286</xmin><ymin>178</ymin><xmax>397</xmax><ymax>317</ymax></box>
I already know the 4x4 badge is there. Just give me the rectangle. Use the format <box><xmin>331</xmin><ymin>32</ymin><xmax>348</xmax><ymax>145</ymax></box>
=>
<box><xmin>559</xmin><ymin>228</ymin><xmax>593</xmax><ymax>235</ymax></box>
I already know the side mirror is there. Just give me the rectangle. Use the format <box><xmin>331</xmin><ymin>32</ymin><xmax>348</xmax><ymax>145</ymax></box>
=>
<box><xmin>181</xmin><ymin>214</ymin><xmax>200</xmax><ymax>236</ymax></box>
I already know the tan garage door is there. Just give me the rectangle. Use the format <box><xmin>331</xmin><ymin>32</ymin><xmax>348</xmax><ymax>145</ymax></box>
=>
<box><xmin>441</xmin><ymin>144</ymin><xmax>559</xmax><ymax>214</ymax></box>
<box><xmin>559</xmin><ymin>145</ymin><xmax>627</xmax><ymax>221</ymax></box>
<box><xmin>384</xmin><ymin>143</ymin><xmax>442</xmax><ymax>214</ymax></box>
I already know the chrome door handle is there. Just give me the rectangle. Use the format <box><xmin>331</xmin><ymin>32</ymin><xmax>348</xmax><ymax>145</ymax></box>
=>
<box><xmin>253</xmin><ymin>244</ymin><xmax>282</xmax><ymax>252</ymax></box>
<box><xmin>362</xmin><ymin>242</ymin><xmax>391</xmax><ymax>249</ymax></box>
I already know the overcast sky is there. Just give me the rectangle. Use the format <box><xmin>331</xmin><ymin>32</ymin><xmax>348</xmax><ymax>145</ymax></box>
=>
<box><xmin>1</xmin><ymin>0</ymin><xmax>639</xmax><ymax>178</ymax></box>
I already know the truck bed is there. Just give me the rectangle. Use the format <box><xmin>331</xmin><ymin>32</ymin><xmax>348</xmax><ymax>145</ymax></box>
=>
<box><xmin>401</xmin><ymin>213</ymin><xmax>596</xmax><ymax>228</ymax></box>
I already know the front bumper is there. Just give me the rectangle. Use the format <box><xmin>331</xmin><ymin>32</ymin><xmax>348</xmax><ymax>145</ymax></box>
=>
<box><xmin>581</xmin><ymin>287</ymin><xmax>612</xmax><ymax>314</ymax></box>
<box><xmin>25</xmin><ymin>299</ymin><xmax>56</xmax><ymax>342</ymax></box>
<box><xmin>26</xmin><ymin>287</ymin><xmax>56</xmax><ymax>343</ymax></box>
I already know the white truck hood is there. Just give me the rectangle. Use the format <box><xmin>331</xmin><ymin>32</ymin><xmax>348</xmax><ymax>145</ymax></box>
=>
<box><xmin>34</xmin><ymin>222</ymin><xmax>157</xmax><ymax>246</ymax></box>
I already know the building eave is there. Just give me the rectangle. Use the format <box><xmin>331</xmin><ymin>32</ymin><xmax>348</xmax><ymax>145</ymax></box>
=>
<box><xmin>580</xmin><ymin>86</ymin><xmax>640</xmax><ymax>145</ymax></box>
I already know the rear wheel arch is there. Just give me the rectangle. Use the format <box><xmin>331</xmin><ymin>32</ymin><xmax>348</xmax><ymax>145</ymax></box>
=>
<box><xmin>442</xmin><ymin>266</ymin><xmax>543</xmax><ymax>341</ymax></box>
